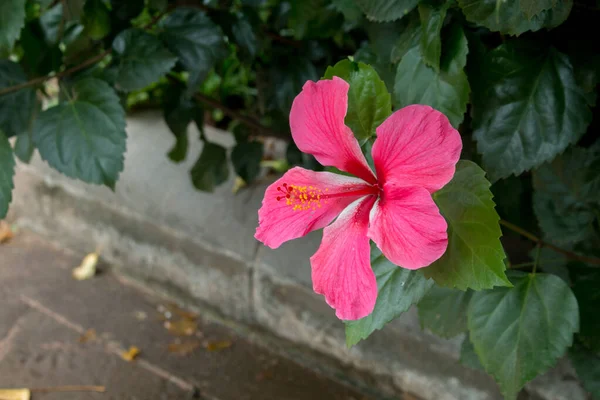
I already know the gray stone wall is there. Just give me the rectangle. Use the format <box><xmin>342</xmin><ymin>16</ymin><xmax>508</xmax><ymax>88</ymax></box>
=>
<box><xmin>8</xmin><ymin>111</ymin><xmax>586</xmax><ymax>400</ymax></box>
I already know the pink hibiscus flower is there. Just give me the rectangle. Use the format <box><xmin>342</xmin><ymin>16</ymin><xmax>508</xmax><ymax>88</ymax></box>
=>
<box><xmin>255</xmin><ymin>77</ymin><xmax>462</xmax><ymax>321</ymax></box>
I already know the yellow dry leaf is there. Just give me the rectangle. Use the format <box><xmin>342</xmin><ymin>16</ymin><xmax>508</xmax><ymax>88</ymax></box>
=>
<box><xmin>121</xmin><ymin>346</ymin><xmax>140</xmax><ymax>362</ymax></box>
<box><xmin>0</xmin><ymin>389</ymin><xmax>30</xmax><ymax>400</ymax></box>
<box><xmin>0</xmin><ymin>221</ymin><xmax>14</xmax><ymax>244</ymax></box>
<box><xmin>232</xmin><ymin>176</ymin><xmax>247</xmax><ymax>194</ymax></box>
<box><xmin>204</xmin><ymin>340</ymin><xmax>232</xmax><ymax>352</ymax></box>
<box><xmin>72</xmin><ymin>253</ymin><xmax>99</xmax><ymax>280</ymax></box>
<box><xmin>78</xmin><ymin>329</ymin><xmax>97</xmax><ymax>344</ymax></box>
<box><xmin>167</xmin><ymin>340</ymin><xmax>201</xmax><ymax>355</ymax></box>
<box><xmin>164</xmin><ymin>319</ymin><xmax>197</xmax><ymax>336</ymax></box>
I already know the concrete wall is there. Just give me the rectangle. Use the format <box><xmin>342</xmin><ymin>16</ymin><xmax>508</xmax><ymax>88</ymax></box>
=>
<box><xmin>8</xmin><ymin>111</ymin><xmax>586</xmax><ymax>400</ymax></box>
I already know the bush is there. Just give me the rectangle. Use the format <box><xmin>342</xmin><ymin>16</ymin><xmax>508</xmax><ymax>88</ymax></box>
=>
<box><xmin>0</xmin><ymin>1</ymin><xmax>598</xmax><ymax>399</ymax></box>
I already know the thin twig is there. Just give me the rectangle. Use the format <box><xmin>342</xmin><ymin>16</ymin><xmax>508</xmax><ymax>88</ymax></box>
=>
<box><xmin>31</xmin><ymin>386</ymin><xmax>106</xmax><ymax>393</ymax></box>
<box><xmin>0</xmin><ymin>7</ymin><xmax>172</xmax><ymax>98</ymax></box>
<box><xmin>499</xmin><ymin>220</ymin><xmax>600</xmax><ymax>266</ymax></box>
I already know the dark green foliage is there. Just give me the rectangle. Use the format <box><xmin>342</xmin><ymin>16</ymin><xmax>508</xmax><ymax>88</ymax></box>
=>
<box><xmin>0</xmin><ymin>2</ymin><xmax>599</xmax><ymax>398</ymax></box>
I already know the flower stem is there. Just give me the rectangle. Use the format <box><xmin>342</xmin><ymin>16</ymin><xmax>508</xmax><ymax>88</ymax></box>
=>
<box><xmin>499</xmin><ymin>220</ymin><xmax>600</xmax><ymax>266</ymax></box>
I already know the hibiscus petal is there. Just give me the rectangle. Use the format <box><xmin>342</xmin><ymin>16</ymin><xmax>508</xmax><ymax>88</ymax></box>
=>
<box><xmin>255</xmin><ymin>167</ymin><xmax>375</xmax><ymax>249</ymax></box>
<box><xmin>311</xmin><ymin>196</ymin><xmax>377</xmax><ymax>320</ymax></box>
<box><xmin>372</xmin><ymin>104</ymin><xmax>462</xmax><ymax>192</ymax></box>
<box><xmin>290</xmin><ymin>77</ymin><xmax>376</xmax><ymax>184</ymax></box>
<box><xmin>368</xmin><ymin>182</ymin><xmax>448</xmax><ymax>270</ymax></box>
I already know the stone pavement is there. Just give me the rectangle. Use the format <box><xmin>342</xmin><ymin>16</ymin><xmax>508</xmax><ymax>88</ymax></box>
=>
<box><xmin>0</xmin><ymin>231</ymin><xmax>380</xmax><ymax>400</ymax></box>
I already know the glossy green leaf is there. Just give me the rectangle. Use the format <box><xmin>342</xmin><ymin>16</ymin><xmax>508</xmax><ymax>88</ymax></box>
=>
<box><xmin>163</xmin><ymin>85</ymin><xmax>204</xmax><ymax>163</ymax></box>
<box><xmin>231</xmin><ymin>141</ymin><xmax>263</xmax><ymax>183</ymax></box>
<box><xmin>418</xmin><ymin>0</ymin><xmax>450</xmax><ymax>71</ymax></box>
<box><xmin>269</xmin><ymin>56</ymin><xmax>318</xmax><ymax>112</ymax></box>
<box><xmin>0</xmin><ymin>61</ymin><xmax>37</xmax><ymax>138</ymax></box>
<box><xmin>113</xmin><ymin>29</ymin><xmax>177</xmax><ymax>91</ymax></box>
<box><xmin>570</xmin><ymin>344</ymin><xmax>600</xmax><ymax>399</ymax></box>
<box><xmin>457</xmin><ymin>0</ymin><xmax>572</xmax><ymax>36</ymax></box>
<box><xmin>417</xmin><ymin>286</ymin><xmax>473</xmax><ymax>338</ymax></box>
<box><xmin>468</xmin><ymin>272</ymin><xmax>579</xmax><ymax>400</ymax></box>
<box><xmin>533</xmin><ymin>147</ymin><xmax>599</xmax><ymax>245</ymax></box>
<box><xmin>424</xmin><ymin>162</ymin><xmax>510</xmax><ymax>290</ymax></box>
<box><xmin>159</xmin><ymin>8</ymin><xmax>227</xmax><ymax>88</ymax></box>
<box><xmin>190</xmin><ymin>142</ymin><xmax>229</xmax><ymax>192</ymax></box>
<box><xmin>394</xmin><ymin>23</ymin><xmax>469</xmax><ymax>128</ymax></box>
<box><xmin>460</xmin><ymin>336</ymin><xmax>484</xmax><ymax>371</ymax></box>
<box><xmin>32</xmin><ymin>78</ymin><xmax>127</xmax><ymax>189</ymax></box>
<box><xmin>0</xmin><ymin>130</ymin><xmax>15</xmax><ymax>219</ymax></box>
<box><xmin>472</xmin><ymin>42</ymin><xmax>591</xmax><ymax>181</ymax></box>
<box><xmin>356</xmin><ymin>0</ymin><xmax>419</xmax><ymax>22</ymax></box>
<box><xmin>0</xmin><ymin>0</ymin><xmax>26</xmax><ymax>53</ymax></box>
<box><xmin>323</xmin><ymin>60</ymin><xmax>392</xmax><ymax>143</ymax></box>
<box><xmin>389</xmin><ymin>11</ymin><xmax>421</xmax><ymax>63</ymax></box>
<box><xmin>345</xmin><ymin>245</ymin><xmax>434</xmax><ymax>347</ymax></box>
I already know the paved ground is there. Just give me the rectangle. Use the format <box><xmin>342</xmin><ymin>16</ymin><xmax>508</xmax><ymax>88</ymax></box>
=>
<box><xmin>0</xmin><ymin>231</ymin><xmax>376</xmax><ymax>400</ymax></box>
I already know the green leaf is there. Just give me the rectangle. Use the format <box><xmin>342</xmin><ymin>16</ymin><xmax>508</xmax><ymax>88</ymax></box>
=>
<box><xmin>356</xmin><ymin>0</ymin><xmax>419</xmax><ymax>22</ymax></box>
<box><xmin>289</xmin><ymin>0</ymin><xmax>344</xmax><ymax>39</ymax></box>
<box><xmin>533</xmin><ymin>147</ymin><xmax>599</xmax><ymax>245</ymax></box>
<box><xmin>112</xmin><ymin>29</ymin><xmax>177</xmax><ymax>92</ymax></box>
<box><xmin>389</xmin><ymin>11</ymin><xmax>421</xmax><ymax>63</ymax></box>
<box><xmin>190</xmin><ymin>142</ymin><xmax>229</xmax><ymax>192</ymax></box>
<box><xmin>163</xmin><ymin>85</ymin><xmax>204</xmax><ymax>163</ymax></box>
<box><xmin>418</xmin><ymin>0</ymin><xmax>451</xmax><ymax>71</ymax></box>
<box><xmin>457</xmin><ymin>0</ymin><xmax>572</xmax><ymax>36</ymax></box>
<box><xmin>468</xmin><ymin>272</ymin><xmax>579</xmax><ymax>400</ymax></box>
<box><xmin>0</xmin><ymin>61</ymin><xmax>37</xmax><ymax>138</ymax></box>
<box><xmin>20</xmin><ymin>22</ymin><xmax>63</xmax><ymax>76</ymax></box>
<box><xmin>520</xmin><ymin>0</ymin><xmax>556</xmax><ymax>19</ymax></box>
<box><xmin>570</xmin><ymin>344</ymin><xmax>600</xmax><ymax>399</ymax></box>
<box><xmin>32</xmin><ymin>78</ymin><xmax>127</xmax><ymax>189</ymax></box>
<box><xmin>472</xmin><ymin>42</ymin><xmax>591</xmax><ymax>181</ymax></box>
<box><xmin>345</xmin><ymin>245</ymin><xmax>434</xmax><ymax>347</ymax></box>
<box><xmin>269</xmin><ymin>56</ymin><xmax>318</xmax><ymax>112</ymax></box>
<box><xmin>323</xmin><ymin>60</ymin><xmax>392</xmax><ymax>143</ymax></box>
<box><xmin>14</xmin><ymin>131</ymin><xmax>35</xmax><ymax>164</ymax></box>
<box><xmin>159</xmin><ymin>8</ymin><xmax>227</xmax><ymax>88</ymax></box>
<box><xmin>0</xmin><ymin>0</ymin><xmax>26</xmax><ymax>53</ymax></box>
<box><xmin>231</xmin><ymin>141</ymin><xmax>263</xmax><ymax>183</ymax></box>
<box><xmin>394</xmin><ymin>23</ymin><xmax>469</xmax><ymax>128</ymax></box>
<box><xmin>417</xmin><ymin>286</ymin><xmax>473</xmax><ymax>338</ymax></box>
<box><xmin>0</xmin><ymin>131</ymin><xmax>15</xmax><ymax>219</ymax></box>
<box><xmin>64</xmin><ymin>0</ymin><xmax>86</xmax><ymax>20</ymax></box>
<box><xmin>148</xmin><ymin>0</ymin><xmax>168</xmax><ymax>12</ymax></box>
<box><xmin>231</xmin><ymin>13</ymin><xmax>257</xmax><ymax>58</ymax></box>
<box><xmin>332</xmin><ymin>0</ymin><xmax>364</xmax><ymax>21</ymax></box>
<box><xmin>460</xmin><ymin>336</ymin><xmax>484</xmax><ymax>371</ymax></box>
<box><xmin>82</xmin><ymin>0</ymin><xmax>111</xmax><ymax>40</ymax></box>
<box><xmin>424</xmin><ymin>161</ymin><xmax>510</xmax><ymax>290</ymax></box>
<box><xmin>572</xmin><ymin>269</ymin><xmax>600</xmax><ymax>352</ymax></box>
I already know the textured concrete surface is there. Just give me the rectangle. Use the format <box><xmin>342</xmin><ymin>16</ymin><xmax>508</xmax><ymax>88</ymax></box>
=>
<box><xmin>7</xmin><ymin>111</ymin><xmax>588</xmax><ymax>400</ymax></box>
<box><xmin>0</xmin><ymin>232</ymin><xmax>377</xmax><ymax>400</ymax></box>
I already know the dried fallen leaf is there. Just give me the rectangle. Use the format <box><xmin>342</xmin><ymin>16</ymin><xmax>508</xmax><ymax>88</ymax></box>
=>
<box><xmin>204</xmin><ymin>340</ymin><xmax>232</xmax><ymax>352</ymax></box>
<box><xmin>232</xmin><ymin>176</ymin><xmax>247</xmax><ymax>194</ymax></box>
<box><xmin>72</xmin><ymin>253</ymin><xmax>99</xmax><ymax>281</ymax></box>
<box><xmin>0</xmin><ymin>389</ymin><xmax>30</xmax><ymax>400</ymax></box>
<box><xmin>164</xmin><ymin>319</ymin><xmax>197</xmax><ymax>336</ymax></box>
<box><xmin>133</xmin><ymin>311</ymin><xmax>147</xmax><ymax>321</ymax></box>
<box><xmin>78</xmin><ymin>329</ymin><xmax>97</xmax><ymax>344</ymax></box>
<box><xmin>167</xmin><ymin>340</ymin><xmax>201</xmax><ymax>356</ymax></box>
<box><xmin>0</xmin><ymin>221</ymin><xmax>14</xmax><ymax>244</ymax></box>
<box><xmin>121</xmin><ymin>346</ymin><xmax>140</xmax><ymax>362</ymax></box>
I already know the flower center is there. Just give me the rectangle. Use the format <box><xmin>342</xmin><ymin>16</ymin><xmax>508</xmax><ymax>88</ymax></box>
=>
<box><xmin>275</xmin><ymin>182</ymin><xmax>379</xmax><ymax>212</ymax></box>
